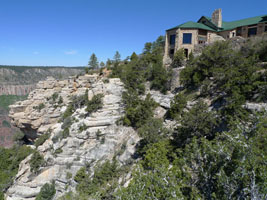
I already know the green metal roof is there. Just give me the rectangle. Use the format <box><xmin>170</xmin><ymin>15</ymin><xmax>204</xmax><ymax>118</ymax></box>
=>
<box><xmin>221</xmin><ymin>15</ymin><xmax>267</xmax><ymax>31</ymax></box>
<box><xmin>167</xmin><ymin>21</ymin><xmax>216</xmax><ymax>31</ymax></box>
<box><xmin>167</xmin><ymin>14</ymin><xmax>267</xmax><ymax>32</ymax></box>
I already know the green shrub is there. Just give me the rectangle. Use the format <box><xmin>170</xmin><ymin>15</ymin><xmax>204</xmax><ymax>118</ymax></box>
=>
<box><xmin>61</xmin><ymin>94</ymin><xmax>86</xmax><ymax>120</ymax></box>
<box><xmin>117</xmin><ymin>142</ymin><xmax>127</xmax><ymax>156</ymax></box>
<box><xmin>96</xmin><ymin>130</ymin><xmax>101</xmax><ymax>140</ymax></box>
<box><xmin>54</xmin><ymin>148</ymin><xmax>63</xmax><ymax>155</ymax></box>
<box><xmin>62</xmin><ymin>128</ymin><xmax>70</xmax><ymax>138</ymax></box>
<box><xmin>122</xmin><ymin>93</ymin><xmax>157</xmax><ymax>128</ymax></box>
<box><xmin>138</xmin><ymin>118</ymin><xmax>167</xmax><ymax>145</ymax></box>
<box><xmin>103</xmin><ymin>79</ymin><xmax>109</xmax><ymax>83</ymax></box>
<box><xmin>86</xmin><ymin>94</ymin><xmax>104</xmax><ymax>114</ymax></box>
<box><xmin>58</xmin><ymin>96</ymin><xmax>63</xmax><ymax>104</ymax></box>
<box><xmin>100</xmin><ymin>136</ymin><xmax>105</xmax><ymax>144</ymax></box>
<box><xmin>13</xmin><ymin>131</ymin><xmax>25</xmax><ymax>143</ymax></box>
<box><xmin>61</xmin><ymin>116</ymin><xmax>72</xmax><ymax>130</ymax></box>
<box><xmin>62</xmin><ymin>104</ymin><xmax>74</xmax><ymax>120</ymax></box>
<box><xmin>167</xmin><ymin>93</ymin><xmax>187</xmax><ymax>120</ymax></box>
<box><xmin>62</xmin><ymin>91</ymin><xmax>103</xmax><ymax>120</ymax></box>
<box><xmin>36</xmin><ymin>181</ymin><xmax>56</xmax><ymax>200</ymax></box>
<box><xmin>179</xmin><ymin>40</ymin><xmax>267</xmax><ymax>123</ymax></box>
<box><xmin>150</xmin><ymin>62</ymin><xmax>170</xmax><ymax>94</ymax></box>
<box><xmin>0</xmin><ymin>95</ymin><xmax>27</xmax><ymax>111</ymax></box>
<box><xmin>2</xmin><ymin>120</ymin><xmax>11</xmax><ymax>128</ymax></box>
<box><xmin>0</xmin><ymin>145</ymin><xmax>33</xmax><ymax>193</ymax></box>
<box><xmin>240</xmin><ymin>33</ymin><xmax>267</xmax><ymax>61</ymax></box>
<box><xmin>78</xmin><ymin>123</ymin><xmax>88</xmax><ymax>133</ymax></box>
<box><xmin>173</xmin><ymin>100</ymin><xmax>219</xmax><ymax>147</ymax></box>
<box><xmin>34</xmin><ymin>103</ymin><xmax>45</xmax><ymax>112</ymax></box>
<box><xmin>52</xmin><ymin>92</ymin><xmax>59</xmax><ymax>102</ymax></box>
<box><xmin>0</xmin><ymin>192</ymin><xmax>4</xmax><ymax>200</ymax></box>
<box><xmin>171</xmin><ymin>48</ymin><xmax>185</xmax><ymax>68</ymax></box>
<box><xmin>75</xmin><ymin>160</ymin><xmax>119</xmax><ymax>198</ymax></box>
<box><xmin>66</xmin><ymin>172</ymin><xmax>72</xmax><ymax>179</ymax></box>
<box><xmin>35</xmin><ymin>133</ymin><xmax>50</xmax><ymax>147</ymax></box>
<box><xmin>30</xmin><ymin>151</ymin><xmax>45</xmax><ymax>173</ymax></box>
<box><xmin>74</xmin><ymin>167</ymin><xmax>87</xmax><ymax>183</ymax></box>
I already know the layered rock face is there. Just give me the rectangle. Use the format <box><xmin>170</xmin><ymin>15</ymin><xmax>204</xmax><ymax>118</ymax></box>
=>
<box><xmin>0</xmin><ymin>84</ymin><xmax>36</xmax><ymax>96</ymax></box>
<box><xmin>6</xmin><ymin>75</ymin><xmax>139</xmax><ymax>200</ymax></box>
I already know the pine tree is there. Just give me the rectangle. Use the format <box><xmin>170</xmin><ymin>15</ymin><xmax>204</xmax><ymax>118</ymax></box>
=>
<box><xmin>130</xmin><ymin>52</ymin><xmax>138</xmax><ymax>61</ymax></box>
<box><xmin>88</xmin><ymin>53</ymin><xmax>99</xmax><ymax>70</ymax></box>
<box><xmin>113</xmin><ymin>51</ymin><xmax>121</xmax><ymax>63</ymax></box>
<box><xmin>100</xmin><ymin>61</ymin><xmax>105</xmax><ymax>68</ymax></box>
<box><xmin>143</xmin><ymin>42</ymin><xmax>152</xmax><ymax>54</ymax></box>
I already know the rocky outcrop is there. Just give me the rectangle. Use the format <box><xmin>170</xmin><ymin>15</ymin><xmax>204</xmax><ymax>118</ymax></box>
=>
<box><xmin>9</xmin><ymin>75</ymin><xmax>99</xmax><ymax>138</ymax></box>
<box><xmin>244</xmin><ymin>102</ymin><xmax>267</xmax><ymax>112</ymax></box>
<box><xmin>145</xmin><ymin>85</ymin><xmax>174</xmax><ymax>109</ymax></box>
<box><xmin>6</xmin><ymin>75</ymin><xmax>140</xmax><ymax>199</ymax></box>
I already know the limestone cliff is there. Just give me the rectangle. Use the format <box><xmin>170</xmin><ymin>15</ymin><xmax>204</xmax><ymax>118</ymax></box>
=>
<box><xmin>6</xmin><ymin>75</ymin><xmax>140</xmax><ymax>199</ymax></box>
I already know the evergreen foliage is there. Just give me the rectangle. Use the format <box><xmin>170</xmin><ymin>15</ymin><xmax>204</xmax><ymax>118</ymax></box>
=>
<box><xmin>122</xmin><ymin>93</ymin><xmax>157</xmax><ymax>128</ymax></box>
<box><xmin>171</xmin><ymin>48</ymin><xmax>185</xmax><ymax>68</ymax></box>
<box><xmin>29</xmin><ymin>151</ymin><xmax>45</xmax><ymax>173</ymax></box>
<box><xmin>167</xmin><ymin>93</ymin><xmax>187</xmax><ymax>120</ymax></box>
<box><xmin>109</xmin><ymin>36</ymin><xmax>168</xmax><ymax>94</ymax></box>
<box><xmin>85</xmin><ymin>94</ymin><xmax>104</xmax><ymax>114</ymax></box>
<box><xmin>3</xmin><ymin>35</ymin><xmax>267</xmax><ymax>200</ymax></box>
<box><xmin>174</xmin><ymin>100</ymin><xmax>219</xmax><ymax>146</ymax></box>
<box><xmin>62</xmin><ymin>91</ymin><xmax>103</xmax><ymax>120</ymax></box>
<box><xmin>74</xmin><ymin>159</ymin><xmax>121</xmax><ymax>199</ymax></box>
<box><xmin>100</xmin><ymin>61</ymin><xmax>105</xmax><ymax>68</ymax></box>
<box><xmin>0</xmin><ymin>95</ymin><xmax>27</xmax><ymax>111</ymax></box>
<box><xmin>113</xmin><ymin>51</ymin><xmax>121</xmax><ymax>63</ymax></box>
<box><xmin>88</xmin><ymin>53</ymin><xmax>99</xmax><ymax>70</ymax></box>
<box><xmin>35</xmin><ymin>133</ymin><xmax>51</xmax><ymax>147</ymax></box>
<box><xmin>0</xmin><ymin>145</ymin><xmax>33</xmax><ymax>197</ymax></box>
<box><xmin>13</xmin><ymin>131</ymin><xmax>25</xmax><ymax>144</ymax></box>
<box><xmin>180</xmin><ymin>40</ymin><xmax>267</xmax><ymax>123</ymax></box>
<box><xmin>36</xmin><ymin>181</ymin><xmax>56</xmax><ymax>200</ymax></box>
<box><xmin>114</xmin><ymin>36</ymin><xmax>267</xmax><ymax>199</ymax></box>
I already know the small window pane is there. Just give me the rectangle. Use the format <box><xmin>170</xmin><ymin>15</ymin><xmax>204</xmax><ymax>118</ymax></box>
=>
<box><xmin>248</xmin><ymin>27</ymin><xmax>257</xmax><ymax>37</ymax></box>
<box><xmin>183</xmin><ymin>33</ymin><xmax>192</xmax><ymax>44</ymax></box>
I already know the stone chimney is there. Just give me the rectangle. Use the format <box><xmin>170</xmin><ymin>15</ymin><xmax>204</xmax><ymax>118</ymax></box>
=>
<box><xmin>212</xmin><ymin>8</ymin><xmax>222</xmax><ymax>28</ymax></box>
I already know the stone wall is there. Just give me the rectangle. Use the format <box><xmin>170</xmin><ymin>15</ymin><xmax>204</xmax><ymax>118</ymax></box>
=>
<box><xmin>211</xmin><ymin>8</ymin><xmax>222</xmax><ymax>28</ymax></box>
<box><xmin>177</xmin><ymin>29</ymin><xmax>198</xmax><ymax>55</ymax></box>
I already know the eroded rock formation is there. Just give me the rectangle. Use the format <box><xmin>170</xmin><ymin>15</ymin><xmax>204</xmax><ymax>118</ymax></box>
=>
<box><xmin>6</xmin><ymin>75</ymin><xmax>140</xmax><ymax>199</ymax></box>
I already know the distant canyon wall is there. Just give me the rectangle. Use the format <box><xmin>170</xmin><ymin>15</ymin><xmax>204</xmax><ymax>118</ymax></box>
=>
<box><xmin>0</xmin><ymin>66</ymin><xmax>84</xmax><ymax>96</ymax></box>
<box><xmin>0</xmin><ymin>84</ymin><xmax>36</xmax><ymax>96</ymax></box>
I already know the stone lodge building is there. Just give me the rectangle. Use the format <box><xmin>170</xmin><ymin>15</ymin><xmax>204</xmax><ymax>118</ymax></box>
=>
<box><xmin>163</xmin><ymin>9</ymin><xmax>267</xmax><ymax>64</ymax></box>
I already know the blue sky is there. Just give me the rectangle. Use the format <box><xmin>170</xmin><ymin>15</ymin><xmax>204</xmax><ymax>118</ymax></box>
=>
<box><xmin>0</xmin><ymin>0</ymin><xmax>266</xmax><ymax>66</ymax></box>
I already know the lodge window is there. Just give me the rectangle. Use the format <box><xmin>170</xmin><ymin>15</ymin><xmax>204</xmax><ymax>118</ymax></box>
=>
<box><xmin>183</xmin><ymin>33</ymin><xmax>192</xmax><ymax>44</ymax></box>
<box><xmin>232</xmin><ymin>32</ymin><xmax>235</xmax><ymax>37</ymax></box>
<box><xmin>265</xmin><ymin>26</ymin><xmax>267</xmax><ymax>32</ymax></box>
<box><xmin>248</xmin><ymin>27</ymin><xmax>257</xmax><ymax>37</ymax></box>
<box><xmin>170</xmin><ymin>34</ymin><xmax>176</xmax><ymax>45</ymax></box>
